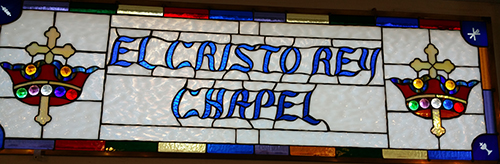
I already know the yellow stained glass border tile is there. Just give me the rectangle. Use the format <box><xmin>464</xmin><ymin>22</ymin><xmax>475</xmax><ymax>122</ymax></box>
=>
<box><xmin>382</xmin><ymin>149</ymin><xmax>428</xmax><ymax>159</ymax></box>
<box><xmin>286</xmin><ymin>13</ymin><xmax>329</xmax><ymax>24</ymax></box>
<box><xmin>158</xmin><ymin>142</ymin><xmax>206</xmax><ymax>153</ymax></box>
<box><xmin>118</xmin><ymin>5</ymin><xmax>163</xmax><ymax>16</ymax></box>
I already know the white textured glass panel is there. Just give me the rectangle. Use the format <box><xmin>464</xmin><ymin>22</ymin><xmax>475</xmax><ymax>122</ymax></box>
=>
<box><xmin>274</xmin><ymin>119</ymin><xmax>329</xmax><ymax>131</ymax></box>
<box><xmin>67</xmin><ymin>53</ymin><xmax>106</xmax><ymax>68</ymax></box>
<box><xmin>440</xmin><ymin>115</ymin><xmax>485</xmax><ymax>150</ymax></box>
<box><xmin>43</xmin><ymin>102</ymin><xmax>101</xmax><ymax>139</ymax></box>
<box><xmin>261</xmin><ymin>23</ymin><xmax>381</xmax><ymax>39</ymax></box>
<box><xmin>280</xmin><ymin>74</ymin><xmax>309</xmax><ymax>83</ymax></box>
<box><xmin>112</xmin><ymin>15</ymin><xmax>238</xmax><ymax>33</ymax></box>
<box><xmin>77</xmin><ymin>70</ymin><xmax>105</xmax><ymax>101</ymax></box>
<box><xmin>385</xmin><ymin>80</ymin><xmax>407</xmax><ymax>111</ymax></box>
<box><xmin>449</xmin><ymin>67</ymin><xmax>481</xmax><ymax>81</ymax></box>
<box><xmin>231</xmin><ymin>35</ymin><xmax>264</xmax><ymax>45</ymax></box>
<box><xmin>338</xmin><ymin>71</ymin><xmax>372</xmax><ymax>85</ymax></box>
<box><xmin>0</xmin><ymin>49</ymin><xmax>32</xmax><ymax>64</ymax></box>
<box><xmin>0</xmin><ymin>69</ymin><xmax>14</xmax><ymax>96</ymax></box>
<box><xmin>179</xmin><ymin>33</ymin><xmax>230</xmax><ymax>43</ymax></box>
<box><xmin>383</xmin><ymin>28</ymin><xmax>429</xmax><ymax>64</ymax></box>
<box><xmin>55</xmin><ymin>12</ymin><xmax>110</xmax><ymax>51</ymax></box>
<box><xmin>265</xmin><ymin>37</ymin><xmax>294</xmax><ymax>46</ymax></box>
<box><xmin>195</xmin><ymin>70</ymin><xmax>225</xmax><ymax>79</ymax></box>
<box><xmin>107</xmin><ymin>64</ymin><xmax>152</xmax><ymax>75</ymax></box>
<box><xmin>466</xmin><ymin>83</ymin><xmax>484</xmax><ymax>114</ymax></box>
<box><xmin>100</xmin><ymin>125</ymin><xmax>235</xmax><ymax>143</ymax></box>
<box><xmin>0</xmin><ymin>99</ymin><xmax>41</xmax><ymax>138</ymax></box>
<box><xmin>384</xmin><ymin>65</ymin><xmax>418</xmax><ymax>79</ymax></box>
<box><xmin>260</xmin><ymin>130</ymin><xmax>387</xmax><ymax>147</ymax></box>
<box><xmin>310</xmin><ymin>85</ymin><xmax>386</xmax><ymax>132</ymax></box>
<box><xmin>248</xmin><ymin>72</ymin><xmax>282</xmax><ymax>82</ymax></box>
<box><xmin>0</xmin><ymin>11</ymin><xmax>54</xmax><ymax>47</ymax></box>
<box><xmin>430</xmin><ymin>30</ymin><xmax>479</xmax><ymax>66</ymax></box>
<box><xmin>117</xmin><ymin>28</ymin><xmax>151</xmax><ymax>37</ymax></box>
<box><xmin>369</xmin><ymin>52</ymin><xmax>385</xmax><ymax>85</ymax></box>
<box><xmin>274</xmin><ymin>83</ymin><xmax>314</xmax><ymax>92</ymax></box>
<box><xmin>143</xmin><ymin>38</ymin><xmax>171</xmax><ymax>66</ymax></box>
<box><xmin>102</xmin><ymin>75</ymin><xmax>185</xmax><ymax>125</ymax></box>
<box><xmin>213</xmin><ymin>119</ymin><xmax>252</xmax><ymax>128</ymax></box>
<box><xmin>309</xmin><ymin>75</ymin><xmax>338</xmax><ymax>84</ymax></box>
<box><xmin>236</xmin><ymin>129</ymin><xmax>258</xmax><ymax>144</ymax></box>
<box><xmin>152</xmin><ymin>67</ymin><xmax>195</xmax><ymax>78</ymax></box>
<box><xmin>250</xmin><ymin>120</ymin><xmax>274</xmax><ymax>129</ymax></box>
<box><xmin>292</xmin><ymin>48</ymin><xmax>315</xmax><ymax>74</ymax></box>
<box><xmin>333</xmin><ymin>40</ymin><xmax>381</xmax><ymax>48</ymax></box>
<box><xmin>388</xmin><ymin>113</ymin><xmax>438</xmax><ymax>149</ymax></box>
<box><xmin>178</xmin><ymin>117</ymin><xmax>213</xmax><ymax>127</ymax></box>
<box><xmin>243</xmin><ymin>81</ymin><xmax>276</xmax><ymax>91</ymax></box>
<box><xmin>293</xmin><ymin>38</ymin><xmax>331</xmax><ymax>48</ymax></box>
<box><xmin>152</xmin><ymin>31</ymin><xmax>180</xmax><ymax>41</ymax></box>
<box><xmin>186</xmin><ymin>80</ymin><xmax>214</xmax><ymax>90</ymax></box>
<box><xmin>213</xmin><ymin>81</ymin><xmax>243</xmax><ymax>90</ymax></box>
<box><xmin>239</xmin><ymin>22</ymin><xmax>259</xmax><ymax>35</ymax></box>
<box><xmin>223</xmin><ymin>70</ymin><xmax>250</xmax><ymax>80</ymax></box>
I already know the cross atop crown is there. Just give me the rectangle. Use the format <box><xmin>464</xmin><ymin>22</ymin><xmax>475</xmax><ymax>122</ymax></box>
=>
<box><xmin>410</xmin><ymin>44</ymin><xmax>455</xmax><ymax>78</ymax></box>
<box><xmin>25</xmin><ymin>26</ymin><xmax>76</xmax><ymax>63</ymax></box>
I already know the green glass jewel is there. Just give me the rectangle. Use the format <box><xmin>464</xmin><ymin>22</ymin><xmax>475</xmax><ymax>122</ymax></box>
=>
<box><xmin>16</xmin><ymin>88</ymin><xmax>28</xmax><ymax>98</ymax></box>
<box><xmin>408</xmin><ymin>100</ymin><xmax>419</xmax><ymax>111</ymax></box>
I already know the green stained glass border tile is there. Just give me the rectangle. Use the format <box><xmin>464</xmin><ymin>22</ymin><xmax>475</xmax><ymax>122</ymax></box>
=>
<box><xmin>69</xmin><ymin>2</ymin><xmax>117</xmax><ymax>14</ymax></box>
<box><xmin>105</xmin><ymin>141</ymin><xmax>158</xmax><ymax>152</ymax></box>
<box><xmin>329</xmin><ymin>15</ymin><xmax>375</xmax><ymax>26</ymax></box>
<box><xmin>336</xmin><ymin>147</ymin><xmax>383</xmax><ymax>158</ymax></box>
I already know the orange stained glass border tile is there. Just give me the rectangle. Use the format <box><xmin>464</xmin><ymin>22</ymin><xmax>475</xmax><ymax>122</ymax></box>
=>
<box><xmin>479</xmin><ymin>47</ymin><xmax>492</xmax><ymax>89</ymax></box>
<box><xmin>289</xmin><ymin>146</ymin><xmax>335</xmax><ymax>157</ymax></box>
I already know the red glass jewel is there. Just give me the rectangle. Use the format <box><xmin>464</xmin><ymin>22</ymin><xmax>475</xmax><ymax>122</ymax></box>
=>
<box><xmin>454</xmin><ymin>102</ymin><xmax>464</xmax><ymax>113</ymax></box>
<box><xmin>66</xmin><ymin>89</ymin><xmax>78</xmax><ymax>100</ymax></box>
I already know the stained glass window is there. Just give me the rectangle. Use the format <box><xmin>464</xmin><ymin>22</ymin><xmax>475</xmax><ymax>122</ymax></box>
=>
<box><xmin>0</xmin><ymin>1</ymin><xmax>498</xmax><ymax>162</ymax></box>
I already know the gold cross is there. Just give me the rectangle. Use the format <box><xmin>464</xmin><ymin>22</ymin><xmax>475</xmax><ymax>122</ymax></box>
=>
<box><xmin>25</xmin><ymin>27</ymin><xmax>76</xmax><ymax>63</ymax></box>
<box><xmin>410</xmin><ymin>44</ymin><xmax>455</xmax><ymax>78</ymax></box>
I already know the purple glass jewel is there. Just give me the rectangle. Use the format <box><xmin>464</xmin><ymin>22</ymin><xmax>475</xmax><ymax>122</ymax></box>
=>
<box><xmin>420</xmin><ymin>98</ymin><xmax>430</xmax><ymax>109</ymax></box>
<box><xmin>28</xmin><ymin>85</ymin><xmax>39</xmax><ymax>96</ymax></box>
<box><xmin>54</xmin><ymin>86</ymin><xmax>66</xmax><ymax>97</ymax></box>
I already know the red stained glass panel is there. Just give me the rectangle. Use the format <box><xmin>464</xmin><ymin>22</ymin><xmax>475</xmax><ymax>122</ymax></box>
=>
<box><xmin>164</xmin><ymin>7</ymin><xmax>209</xmax><ymax>19</ymax></box>
<box><xmin>55</xmin><ymin>140</ymin><xmax>106</xmax><ymax>151</ymax></box>
<box><xmin>420</xmin><ymin>19</ymin><xmax>460</xmax><ymax>30</ymax></box>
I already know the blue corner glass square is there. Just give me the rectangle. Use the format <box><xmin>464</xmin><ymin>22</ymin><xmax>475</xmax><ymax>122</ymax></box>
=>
<box><xmin>461</xmin><ymin>21</ymin><xmax>488</xmax><ymax>47</ymax></box>
<box><xmin>473</xmin><ymin>134</ymin><xmax>499</xmax><ymax>160</ymax></box>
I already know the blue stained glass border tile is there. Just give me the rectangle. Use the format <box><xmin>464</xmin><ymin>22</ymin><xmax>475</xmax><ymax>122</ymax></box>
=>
<box><xmin>428</xmin><ymin>150</ymin><xmax>472</xmax><ymax>160</ymax></box>
<box><xmin>209</xmin><ymin>10</ymin><xmax>253</xmax><ymax>21</ymax></box>
<box><xmin>376</xmin><ymin>17</ymin><xmax>418</xmax><ymax>28</ymax></box>
<box><xmin>23</xmin><ymin>1</ymin><xmax>69</xmax><ymax>11</ymax></box>
<box><xmin>0</xmin><ymin>125</ymin><xmax>4</xmax><ymax>149</ymax></box>
<box><xmin>207</xmin><ymin>144</ymin><xmax>254</xmax><ymax>154</ymax></box>
<box><xmin>4</xmin><ymin>139</ymin><xmax>55</xmax><ymax>150</ymax></box>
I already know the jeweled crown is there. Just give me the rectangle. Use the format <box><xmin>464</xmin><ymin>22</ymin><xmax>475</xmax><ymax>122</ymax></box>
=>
<box><xmin>1</xmin><ymin>27</ymin><xmax>97</xmax><ymax>126</ymax></box>
<box><xmin>390</xmin><ymin>44</ymin><xmax>478</xmax><ymax>137</ymax></box>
